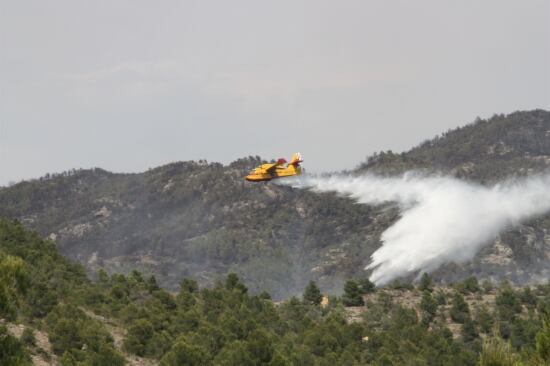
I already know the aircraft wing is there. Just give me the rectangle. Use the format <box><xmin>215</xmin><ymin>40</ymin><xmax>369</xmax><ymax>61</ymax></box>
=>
<box><xmin>264</xmin><ymin>163</ymin><xmax>278</xmax><ymax>173</ymax></box>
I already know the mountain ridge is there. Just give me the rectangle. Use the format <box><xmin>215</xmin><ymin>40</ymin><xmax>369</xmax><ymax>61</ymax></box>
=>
<box><xmin>1</xmin><ymin>110</ymin><xmax>549</xmax><ymax>298</ymax></box>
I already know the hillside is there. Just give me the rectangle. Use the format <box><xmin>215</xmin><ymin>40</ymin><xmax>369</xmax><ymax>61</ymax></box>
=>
<box><xmin>0</xmin><ymin>160</ymin><xmax>378</xmax><ymax>299</ymax></box>
<box><xmin>1</xmin><ymin>110</ymin><xmax>550</xmax><ymax>297</ymax></box>
<box><xmin>357</xmin><ymin>109</ymin><xmax>550</xmax><ymax>181</ymax></box>
<box><xmin>2</xmin><ymin>219</ymin><xmax>550</xmax><ymax>365</ymax></box>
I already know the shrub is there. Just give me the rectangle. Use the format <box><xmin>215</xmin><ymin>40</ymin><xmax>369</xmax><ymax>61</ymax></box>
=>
<box><xmin>479</xmin><ymin>333</ymin><xmax>516</xmax><ymax>366</ymax></box>
<box><xmin>0</xmin><ymin>325</ymin><xmax>31</xmax><ymax>365</ymax></box>
<box><xmin>21</xmin><ymin>327</ymin><xmax>35</xmax><ymax>347</ymax></box>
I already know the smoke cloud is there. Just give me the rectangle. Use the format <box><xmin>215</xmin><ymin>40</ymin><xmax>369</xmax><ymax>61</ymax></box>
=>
<box><xmin>281</xmin><ymin>172</ymin><xmax>550</xmax><ymax>285</ymax></box>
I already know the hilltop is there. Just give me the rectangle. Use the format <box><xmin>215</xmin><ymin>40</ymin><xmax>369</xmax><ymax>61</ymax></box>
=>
<box><xmin>1</xmin><ymin>110</ymin><xmax>549</xmax><ymax>297</ymax></box>
<box><xmin>358</xmin><ymin>109</ymin><xmax>550</xmax><ymax>181</ymax></box>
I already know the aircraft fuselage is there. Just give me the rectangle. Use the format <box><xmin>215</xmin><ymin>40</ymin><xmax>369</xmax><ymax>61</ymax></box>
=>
<box><xmin>245</xmin><ymin>164</ymin><xmax>302</xmax><ymax>182</ymax></box>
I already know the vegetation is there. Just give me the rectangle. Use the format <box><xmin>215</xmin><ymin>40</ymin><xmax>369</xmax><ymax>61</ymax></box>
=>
<box><xmin>450</xmin><ymin>291</ymin><xmax>470</xmax><ymax>324</ymax></box>
<box><xmin>1</xmin><ymin>111</ymin><xmax>549</xmax><ymax>298</ymax></box>
<box><xmin>358</xmin><ymin>110</ymin><xmax>550</xmax><ymax>182</ymax></box>
<box><xmin>0</xmin><ymin>325</ymin><xmax>31</xmax><ymax>366</ymax></box>
<box><xmin>478</xmin><ymin>332</ymin><xmax>518</xmax><ymax>366</ymax></box>
<box><xmin>358</xmin><ymin>278</ymin><xmax>376</xmax><ymax>294</ymax></box>
<box><xmin>342</xmin><ymin>280</ymin><xmax>365</xmax><ymax>306</ymax></box>
<box><xmin>419</xmin><ymin>272</ymin><xmax>433</xmax><ymax>292</ymax></box>
<box><xmin>1</xmin><ymin>110</ymin><xmax>550</xmax><ymax>364</ymax></box>
<box><xmin>0</xmin><ymin>219</ymin><xmax>549</xmax><ymax>364</ymax></box>
<box><xmin>419</xmin><ymin>290</ymin><xmax>438</xmax><ymax>326</ymax></box>
<box><xmin>303</xmin><ymin>281</ymin><xmax>323</xmax><ymax>306</ymax></box>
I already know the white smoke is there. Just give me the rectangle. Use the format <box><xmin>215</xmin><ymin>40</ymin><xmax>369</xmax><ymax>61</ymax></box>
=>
<box><xmin>281</xmin><ymin>172</ymin><xmax>550</xmax><ymax>285</ymax></box>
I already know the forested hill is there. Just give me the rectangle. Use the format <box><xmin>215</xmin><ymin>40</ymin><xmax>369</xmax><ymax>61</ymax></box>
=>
<box><xmin>357</xmin><ymin>109</ymin><xmax>550</xmax><ymax>182</ymax></box>
<box><xmin>1</xmin><ymin>110</ymin><xmax>550</xmax><ymax>298</ymax></box>
<box><xmin>2</xmin><ymin>218</ymin><xmax>550</xmax><ymax>365</ymax></box>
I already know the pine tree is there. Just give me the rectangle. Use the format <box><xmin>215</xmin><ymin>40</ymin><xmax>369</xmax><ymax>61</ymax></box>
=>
<box><xmin>475</xmin><ymin>305</ymin><xmax>494</xmax><ymax>334</ymax></box>
<box><xmin>418</xmin><ymin>273</ymin><xmax>433</xmax><ymax>292</ymax></box>
<box><xmin>420</xmin><ymin>290</ymin><xmax>438</xmax><ymax>326</ymax></box>
<box><xmin>147</xmin><ymin>275</ymin><xmax>159</xmax><ymax>292</ymax></box>
<box><xmin>358</xmin><ymin>278</ymin><xmax>376</xmax><ymax>294</ymax></box>
<box><xmin>226</xmin><ymin>273</ymin><xmax>248</xmax><ymax>293</ymax></box>
<box><xmin>450</xmin><ymin>291</ymin><xmax>470</xmax><ymax>323</ymax></box>
<box><xmin>303</xmin><ymin>281</ymin><xmax>323</xmax><ymax>305</ymax></box>
<box><xmin>462</xmin><ymin>276</ymin><xmax>480</xmax><ymax>294</ymax></box>
<box><xmin>342</xmin><ymin>280</ymin><xmax>364</xmax><ymax>306</ymax></box>
<box><xmin>461</xmin><ymin>317</ymin><xmax>479</xmax><ymax>343</ymax></box>
<box><xmin>180</xmin><ymin>278</ymin><xmax>199</xmax><ymax>293</ymax></box>
<box><xmin>97</xmin><ymin>268</ymin><xmax>109</xmax><ymax>285</ymax></box>
<box><xmin>160</xmin><ymin>338</ymin><xmax>208</xmax><ymax>366</ymax></box>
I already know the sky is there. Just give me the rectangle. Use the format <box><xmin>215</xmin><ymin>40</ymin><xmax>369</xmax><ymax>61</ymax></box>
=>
<box><xmin>1</xmin><ymin>0</ymin><xmax>549</xmax><ymax>185</ymax></box>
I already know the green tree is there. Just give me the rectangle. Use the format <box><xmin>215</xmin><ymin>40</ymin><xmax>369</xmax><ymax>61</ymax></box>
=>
<box><xmin>478</xmin><ymin>332</ymin><xmax>517</xmax><ymax>366</ymax></box>
<box><xmin>420</xmin><ymin>290</ymin><xmax>438</xmax><ymax>326</ymax></box>
<box><xmin>124</xmin><ymin>319</ymin><xmax>154</xmax><ymax>356</ymax></box>
<box><xmin>303</xmin><ymin>281</ymin><xmax>323</xmax><ymax>305</ymax></box>
<box><xmin>450</xmin><ymin>291</ymin><xmax>470</xmax><ymax>323</ymax></box>
<box><xmin>268</xmin><ymin>353</ymin><xmax>291</xmax><ymax>366</ymax></box>
<box><xmin>180</xmin><ymin>278</ymin><xmax>199</xmax><ymax>293</ymax></box>
<box><xmin>358</xmin><ymin>278</ymin><xmax>376</xmax><ymax>294</ymax></box>
<box><xmin>48</xmin><ymin>318</ymin><xmax>82</xmax><ymax>355</ymax></box>
<box><xmin>46</xmin><ymin>304</ymin><xmax>118</xmax><ymax>361</ymax></box>
<box><xmin>0</xmin><ymin>325</ymin><xmax>31</xmax><ymax>366</ymax></box>
<box><xmin>474</xmin><ymin>305</ymin><xmax>494</xmax><ymax>334</ymax></box>
<box><xmin>418</xmin><ymin>273</ymin><xmax>433</xmax><ymax>292</ymax></box>
<box><xmin>258</xmin><ymin>291</ymin><xmax>271</xmax><ymax>300</ymax></box>
<box><xmin>342</xmin><ymin>280</ymin><xmax>364</xmax><ymax>306</ymax></box>
<box><xmin>160</xmin><ymin>338</ymin><xmax>209</xmax><ymax>366</ymax></box>
<box><xmin>213</xmin><ymin>341</ymin><xmax>253</xmax><ymax>366</ymax></box>
<box><xmin>247</xmin><ymin>329</ymin><xmax>274</xmax><ymax>364</ymax></box>
<box><xmin>86</xmin><ymin>343</ymin><xmax>125</xmax><ymax>366</ymax></box>
<box><xmin>519</xmin><ymin>287</ymin><xmax>537</xmax><ymax>307</ymax></box>
<box><xmin>97</xmin><ymin>268</ymin><xmax>109</xmax><ymax>285</ymax></box>
<box><xmin>0</xmin><ymin>254</ymin><xmax>28</xmax><ymax>318</ymax></box>
<box><xmin>434</xmin><ymin>290</ymin><xmax>447</xmax><ymax>305</ymax></box>
<box><xmin>461</xmin><ymin>317</ymin><xmax>479</xmax><ymax>344</ymax></box>
<box><xmin>59</xmin><ymin>351</ymin><xmax>78</xmax><ymax>366</ymax></box>
<box><xmin>536</xmin><ymin>312</ymin><xmax>550</xmax><ymax>363</ymax></box>
<box><xmin>147</xmin><ymin>275</ymin><xmax>160</xmax><ymax>292</ymax></box>
<box><xmin>26</xmin><ymin>282</ymin><xmax>57</xmax><ymax>318</ymax></box>
<box><xmin>225</xmin><ymin>273</ymin><xmax>248</xmax><ymax>293</ymax></box>
<box><xmin>130</xmin><ymin>269</ymin><xmax>144</xmax><ymax>283</ymax></box>
<box><xmin>496</xmin><ymin>287</ymin><xmax>521</xmax><ymax>320</ymax></box>
<box><xmin>461</xmin><ymin>276</ymin><xmax>481</xmax><ymax>294</ymax></box>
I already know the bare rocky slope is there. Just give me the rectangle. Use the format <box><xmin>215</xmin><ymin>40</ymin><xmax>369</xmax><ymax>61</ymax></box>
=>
<box><xmin>1</xmin><ymin>110</ymin><xmax>549</xmax><ymax>298</ymax></box>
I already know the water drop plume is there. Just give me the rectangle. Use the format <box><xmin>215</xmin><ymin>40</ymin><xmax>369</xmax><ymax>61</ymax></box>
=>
<box><xmin>280</xmin><ymin>172</ymin><xmax>550</xmax><ymax>285</ymax></box>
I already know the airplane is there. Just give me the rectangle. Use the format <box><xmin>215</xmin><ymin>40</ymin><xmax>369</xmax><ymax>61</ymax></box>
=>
<box><xmin>245</xmin><ymin>153</ymin><xmax>303</xmax><ymax>182</ymax></box>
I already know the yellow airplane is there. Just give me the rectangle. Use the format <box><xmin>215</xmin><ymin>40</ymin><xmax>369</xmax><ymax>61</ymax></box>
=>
<box><xmin>245</xmin><ymin>153</ymin><xmax>303</xmax><ymax>182</ymax></box>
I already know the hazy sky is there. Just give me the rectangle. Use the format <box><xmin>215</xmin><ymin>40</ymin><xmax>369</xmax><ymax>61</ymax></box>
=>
<box><xmin>1</xmin><ymin>1</ymin><xmax>549</xmax><ymax>185</ymax></box>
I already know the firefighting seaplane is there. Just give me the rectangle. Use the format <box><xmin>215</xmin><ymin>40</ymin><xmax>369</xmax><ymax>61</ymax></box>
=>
<box><xmin>245</xmin><ymin>153</ymin><xmax>303</xmax><ymax>182</ymax></box>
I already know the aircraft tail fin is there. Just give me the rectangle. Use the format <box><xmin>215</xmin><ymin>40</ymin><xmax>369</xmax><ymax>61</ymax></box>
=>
<box><xmin>289</xmin><ymin>152</ymin><xmax>303</xmax><ymax>166</ymax></box>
